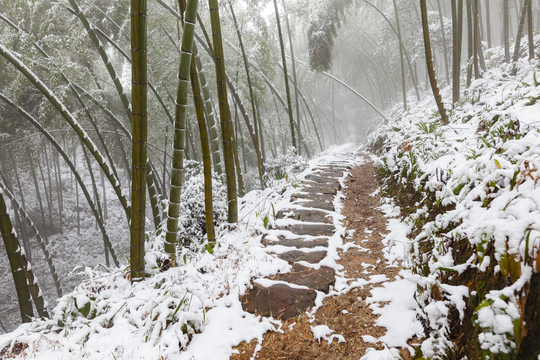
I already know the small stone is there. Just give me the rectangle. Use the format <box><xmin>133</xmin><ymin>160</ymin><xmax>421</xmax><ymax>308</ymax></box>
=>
<box><xmin>241</xmin><ymin>283</ymin><xmax>317</xmax><ymax>319</ymax></box>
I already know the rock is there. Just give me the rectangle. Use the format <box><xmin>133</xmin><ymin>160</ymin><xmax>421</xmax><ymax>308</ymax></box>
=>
<box><xmin>241</xmin><ymin>283</ymin><xmax>317</xmax><ymax>319</ymax></box>
<box><xmin>276</xmin><ymin>209</ymin><xmax>333</xmax><ymax>223</ymax></box>
<box><xmin>277</xmin><ymin>250</ymin><xmax>327</xmax><ymax>264</ymax></box>
<box><xmin>261</xmin><ymin>236</ymin><xmax>329</xmax><ymax>248</ymax></box>
<box><xmin>275</xmin><ymin>223</ymin><xmax>336</xmax><ymax>236</ymax></box>
<box><xmin>272</xmin><ymin>263</ymin><xmax>335</xmax><ymax>293</ymax></box>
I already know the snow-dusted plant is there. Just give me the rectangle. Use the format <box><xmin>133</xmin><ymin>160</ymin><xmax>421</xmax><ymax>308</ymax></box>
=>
<box><xmin>176</xmin><ymin>161</ymin><xmax>228</xmax><ymax>249</ymax></box>
<box><xmin>264</xmin><ymin>147</ymin><xmax>308</xmax><ymax>184</ymax></box>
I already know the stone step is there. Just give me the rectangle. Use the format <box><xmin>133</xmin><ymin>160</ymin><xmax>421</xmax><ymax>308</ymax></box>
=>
<box><xmin>271</xmin><ymin>263</ymin><xmax>335</xmax><ymax>293</ymax></box>
<box><xmin>293</xmin><ymin>199</ymin><xmax>335</xmax><ymax>212</ymax></box>
<box><xmin>304</xmin><ymin>174</ymin><xmax>341</xmax><ymax>185</ymax></box>
<box><xmin>261</xmin><ymin>236</ymin><xmax>329</xmax><ymax>249</ymax></box>
<box><xmin>304</xmin><ymin>180</ymin><xmax>341</xmax><ymax>190</ymax></box>
<box><xmin>274</xmin><ymin>223</ymin><xmax>336</xmax><ymax>236</ymax></box>
<box><xmin>300</xmin><ymin>185</ymin><xmax>338</xmax><ymax>195</ymax></box>
<box><xmin>277</xmin><ymin>249</ymin><xmax>327</xmax><ymax>264</ymax></box>
<box><xmin>290</xmin><ymin>192</ymin><xmax>334</xmax><ymax>203</ymax></box>
<box><xmin>276</xmin><ymin>208</ymin><xmax>333</xmax><ymax>223</ymax></box>
<box><xmin>241</xmin><ymin>283</ymin><xmax>317</xmax><ymax>319</ymax></box>
<box><xmin>314</xmin><ymin>165</ymin><xmax>351</xmax><ymax>172</ymax></box>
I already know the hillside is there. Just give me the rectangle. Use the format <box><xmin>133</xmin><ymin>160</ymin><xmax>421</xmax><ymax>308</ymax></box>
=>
<box><xmin>369</xmin><ymin>35</ymin><xmax>540</xmax><ymax>359</ymax></box>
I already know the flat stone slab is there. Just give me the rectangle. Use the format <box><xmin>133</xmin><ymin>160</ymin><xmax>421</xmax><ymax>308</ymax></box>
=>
<box><xmin>276</xmin><ymin>208</ymin><xmax>332</xmax><ymax>223</ymax></box>
<box><xmin>304</xmin><ymin>174</ymin><xmax>341</xmax><ymax>185</ymax></box>
<box><xmin>241</xmin><ymin>283</ymin><xmax>317</xmax><ymax>319</ymax></box>
<box><xmin>304</xmin><ymin>180</ymin><xmax>341</xmax><ymax>190</ymax></box>
<box><xmin>261</xmin><ymin>236</ymin><xmax>329</xmax><ymax>248</ymax></box>
<box><xmin>293</xmin><ymin>199</ymin><xmax>335</xmax><ymax>212</ymax></box>
<box><xmin>275</xmin><ymin>223</ymin><xmax>336</xmax><ymax>236</ymax></box>
<box><xmin>272</xmin><ymin>263</ymin><xmax>335</xmax><ymax>293</ymax></box>
<box><xmin>291</xmin><ymin>192</ymin><xmax>334</xmax><ymax>203</ymax></box>
<box><xmin>314</xmin><ymin>164</ymin><xmax>352</xmax><ymax>170</ymax></box>
<box><xmin>300</xmin><ymin>185</ymin><xmax>338</xmax><ymax>195</ymax></box>
<box><xmin>277</xmin><ymin>250</ymin><xmax>327</xmax><ymax>264</ymax></box>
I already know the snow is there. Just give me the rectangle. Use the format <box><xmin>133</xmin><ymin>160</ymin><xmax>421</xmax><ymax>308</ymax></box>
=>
<box><xmin>366</xmin><ymin>274</ymin><xmax>423</xmax><ymax>348</ymax></box>
<box><xmin>360</xmin><ymin>347</ymin><xmax>400</xmax><ymax>360</ymax></box>
<box><xmin>310</xmin><ymin>324</ymin><xmax>345</xmax><ymax>344</ymax></box>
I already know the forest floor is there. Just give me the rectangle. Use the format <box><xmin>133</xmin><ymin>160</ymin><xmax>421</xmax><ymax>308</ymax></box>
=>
<box><xmin>232</xmin><ymin>155</ymin><xmax>420</xmax><ymax>360</ymax></box>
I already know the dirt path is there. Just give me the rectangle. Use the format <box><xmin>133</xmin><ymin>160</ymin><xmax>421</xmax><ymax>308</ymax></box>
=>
<box><xmin>233</xmin><ymin>157</ymin><xmax>407</xmax><ymax>359</ymax></box>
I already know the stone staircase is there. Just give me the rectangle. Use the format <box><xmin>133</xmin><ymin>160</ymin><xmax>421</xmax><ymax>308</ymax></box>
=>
<box><xmin>241</xmin><ymin>159</ymin><xmax>355</xmax><ymax>320</ymax></box>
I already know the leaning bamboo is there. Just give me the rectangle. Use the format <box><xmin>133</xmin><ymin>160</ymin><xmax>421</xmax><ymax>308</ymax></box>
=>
<box><xmin>0</xmin><ymin>93</ymin><xmax>120</xmax><ymax>267</ymax></box>
<box><xmin>0</xmin><ymin>43</ymin><xmax>130</xmax><ymax>222</ymax></box>
<box><xmin>0</xmin><ymin>190</ymin><xmax>34</xmax><ymax>323</ymax></box>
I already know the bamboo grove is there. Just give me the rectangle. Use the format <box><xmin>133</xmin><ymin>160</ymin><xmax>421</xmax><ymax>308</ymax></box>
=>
<box><xmin>0</xmin><ymin>0</ymin><xmax>537</xmax><ymax>327</ymax></box>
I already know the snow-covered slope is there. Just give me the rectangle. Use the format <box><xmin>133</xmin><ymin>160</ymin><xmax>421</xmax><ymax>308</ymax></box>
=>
<box><xmin>369</xmin><ymin>37</ymin><xmax>540</xmax><ymax>359</ymax></box>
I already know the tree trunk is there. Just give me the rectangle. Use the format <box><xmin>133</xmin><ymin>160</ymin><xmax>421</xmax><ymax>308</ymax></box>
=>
<box><xmin>466</xmin><ymin>0</ymin><xmax>474</xmax><ymax>86</ymax></box>
<box><xmin>74</xmin><ymin>142</ymin><xmax>81</xmax><ymax>236</ymax></box>
<box><xmin>27</xmin><ymin>149</ymin><xmax>48</xmax><ymax>244</ymax></box>
<box><xmin>512</xmin><ymin>0</ymin><xmax>530</xmax><ymax>67</ymax></box>
<box><xmin>393</xmin><ymin>0</ymin><xmax>408</xmax><ymax>110</ymax></box>
<box><xmin>472</xmin><ymin>0</ymin><xmax>485</xmax><ymax>79</ymax></box>
<box><xmin>0</xmin><ymin>192</ymin><xmax>34</xmax><ymax>323</ymax></box>
<box><xmin>452</xmin><ymin>0</ymin><xmax>464</xmax><ymax>104</ymax></box>
<box><xmin>190</xmin><ymin>52</ymin><xmax>216</xmax><ymax>248</ymax></box>
<box><xmin>527</xmin><ymin>0</ymin><xmax>534</xmax><ymax>60</ymax></box>
<box><xmin>437</xmin><ymin>0</ymin><xmax>450</xmax><ymax>85</ymax></box>
<box><xmin>485</xmin><ymin>0</ymin><xmax>492</xmax><ymax>48</ymax></box>
<box><xmin>0</xmin><ymin>180</ymin><xmax>62</xmax><ymax>297</ymax></box>
<box><xmin>230</xmin><ymin>114</ymin><xmax>245</xmax><ymax>196</ymax></box>
<box><xmin>229</xmin><ymin>4</ymin><xmax>265</xmax><ymax>188</ymax></box>
<box><xmin>165</xmin><ymin>0</ymin><xmax>199</xmax><ymax>263</ymax></box>
<box><xmin>208</xmin><ymin>0</ymin><xmax>238</xmax><ymax>223</ymax></box>
<box><xmin>504</xmin><ymin>0</ymin><xmax>511</xmax><ymax>62</ymax></box>
<box><xmin>194</xmin><ymin>53</ymin><xmax>223</xmax><ymax>176</ymax></box>
<box><xmin>37</xmin><ymin>150</ymin><xmax>54</xmax><ymax>230</ymax></box>
<box><xmin>273</xmin><ymin>0</ymin><xmax>297</xmax><ymax>152</ymax></box>
<box><xmin>52</xmin><ymin>146</ymin><xmax>64</xmax><ymax>232</ymax></box>
<box><xmin>81</xmin><ymin>141</ymin><xmax>109</xmax><ymax>266</ymax></box>
<box><xmin>421</xmin><ymin>0</ymin><xmax>450</xmax><ymax>124</ymax></box>
<box><xmin>282</xmin><ymin>0</ymin><xmax>303</xmax><ymax>155</ymax></box>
